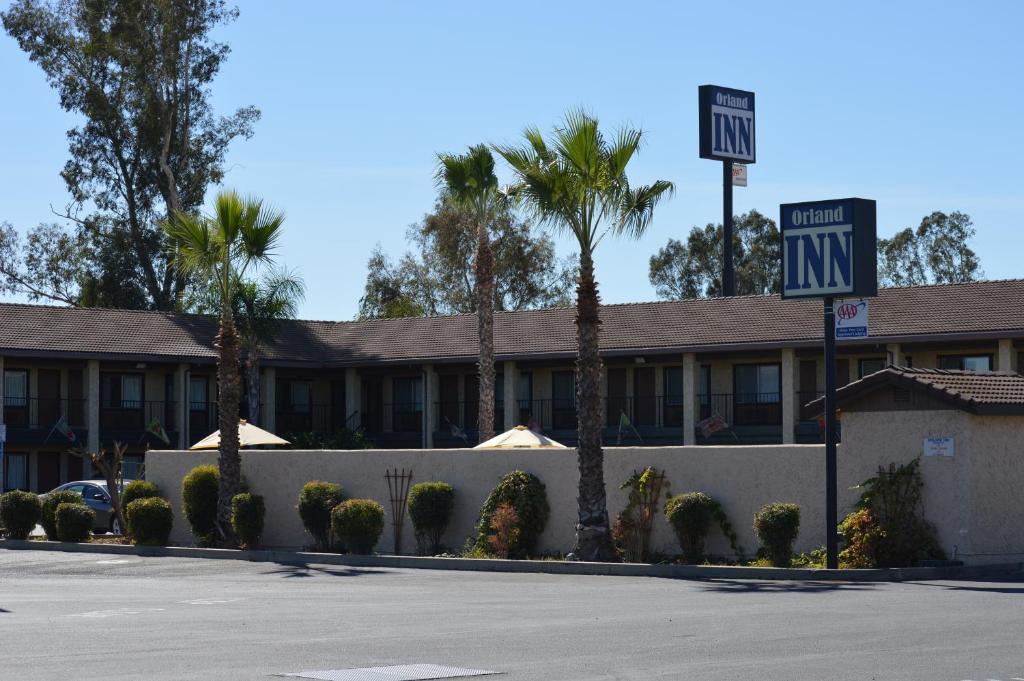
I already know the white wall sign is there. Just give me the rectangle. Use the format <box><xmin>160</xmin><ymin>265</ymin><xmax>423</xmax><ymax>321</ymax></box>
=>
<box><xmin>835</xmin><ymin>298</ymin><xmax>868</xmax><ymax>338</ymax></box>
<box><xmin>924</xmin><ymin>437</ymin><xmax>955</xmax><ymax>457</ymax></box>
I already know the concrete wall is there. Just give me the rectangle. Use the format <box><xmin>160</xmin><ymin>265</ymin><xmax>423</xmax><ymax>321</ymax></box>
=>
<box><xmin>149</xmin><ymin>444</ymin><xmax>862</xmax><ymax>559</ymax></box>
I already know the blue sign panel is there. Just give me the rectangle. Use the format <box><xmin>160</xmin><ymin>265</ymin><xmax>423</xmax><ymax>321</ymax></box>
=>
<box><xmin>780</xmin><ymin>198</ymin><xmax>877</xmax><ymax>299</ymax></box>
<box><xmin>699</xmin><ymin>85</ymin><xmax>756</xmax><ymax>163</ymax></box>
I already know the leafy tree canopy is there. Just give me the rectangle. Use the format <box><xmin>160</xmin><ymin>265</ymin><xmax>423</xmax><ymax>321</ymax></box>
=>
<box><xmin>649</xmin><ymin>210</ymin><xmax>779</xmax><ymax>299</ymax></box>
<box><xmin>877</xmin><ymin>211</ymin><xmax>982</xmax><ymax>287</ymax></box>
<box><xmin>0</xmin><ymin>0</ymin><xmax>258</xmax><ymax>309</ymax></box>
<box><xmin>358</xmin><ymin>199</ymin><xmax>576</xmax><ymax>319</ymax></box>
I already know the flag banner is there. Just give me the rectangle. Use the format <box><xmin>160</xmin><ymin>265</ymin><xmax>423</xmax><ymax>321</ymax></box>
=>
<box><xmin>697</xmin><ymin>414</ymin><xmax>728</xmax><ymax>438</ymax></box>
<box><xmin>44</xmin><ymin>415</ymin><xmax>77</xmax><ymax>444</ymax></box>
<box><xmin>145</xmin><ymin>418</ymin><xmax>170</xmax><ymax>445</ymax></box>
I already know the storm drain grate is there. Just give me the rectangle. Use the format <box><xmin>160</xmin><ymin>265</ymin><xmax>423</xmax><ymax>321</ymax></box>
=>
<box><xmin>279</xmin><ymin>664</ymin><xmax>500</xmax><ymax>681</ymax></box>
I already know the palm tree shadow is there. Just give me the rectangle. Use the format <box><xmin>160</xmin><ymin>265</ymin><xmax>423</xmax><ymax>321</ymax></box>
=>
<box><xmin>0</xmin><ymin>608</ymin><xmax>10</xmax><ymax>613</ymax></box>
<box><xmin>694</xmin><ymin>579</ymin><xmax>878</xmax><ymax>593</ymax></box>
<box><xmin>903</xmin><ymin>576</ymin><xmax>1024</xmax><ymax>594</ymax></box>
<box><xmin>261</xmin><ymin>563</ymin><xmax>386</xmax><ymax>579</ymax></box>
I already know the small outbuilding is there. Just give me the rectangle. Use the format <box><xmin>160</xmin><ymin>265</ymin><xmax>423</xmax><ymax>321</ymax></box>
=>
<box><xmin>809</xmin><ymin>368</ymin><xmax>1024</xmax><ymax>566</ymax></box>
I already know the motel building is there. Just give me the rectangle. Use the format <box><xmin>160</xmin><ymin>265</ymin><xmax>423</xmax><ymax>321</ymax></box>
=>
<box><xmin>0</xmin><ymin>278</ymin><xmax>1021</xmax><ymax>494</ymax></box>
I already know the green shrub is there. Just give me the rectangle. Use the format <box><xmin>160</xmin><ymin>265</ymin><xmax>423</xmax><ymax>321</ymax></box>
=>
<box><xmin>121</xmin><ymin>480</ymin><xmax>160</xmax><ymax>508</ymax></box>
<box><xmin>231</xmin><ymin>493</ymin><xmax>265</xmax><ymax>549</ymax></box>
<box><xmin>473</xmin><ymin>470</ymin><xmax>549</xmax><ymax>559</ymax></box>
<box><xmin>41</xmin><ymin>490</ymin><xmax>85</xmax><ymax>540</ymax></box>
<box><xmin>286</xmin><ymin>430</ymin><xmax>373</xmax><ymax>449</ymax></box>
<box><xmin>408</xmin><ymin>482</ymin><xmax>455</xmax><ymax>555</ymax></box>
<box><xmin>297</xmin><ymin>481</ymin><xmax>345</xmax><ymax>551</ymax></box>
<box><xmin>0</xmin><ymin>490</ymin><xmax>42</xmax><ymax>540</ymax></box>
<box><xmin>55</xmin><ymin>502</ymin><xmax>95</xmax><ymax>543</ymax></box>
<box><xmin>126</xmin><ymin>497</ymin><xmax>173</xmax><ymax>546</ymax></box>
<box><xmin>754</xmin><ymin>502</ymin><xmax>801</xmax><ymax>567</ymax></box>
<box><xmin>664</xmin><ymin>492</ymin><xmax>716</xmax><ymax>563</ymax></box>
<box><xmin>330</xmin><ymin>499</ymin><xmax>384</xmax><ymax>554</ymax></box>
<box><xmin>182</xmin><ymin>465</ymin><xmax>219</xmax><ymax>545</ymax></box>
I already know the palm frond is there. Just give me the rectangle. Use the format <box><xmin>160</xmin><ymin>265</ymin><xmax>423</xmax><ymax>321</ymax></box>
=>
<box><xmin>616</xmin><ymin>180</ymin><xmax>676</xmax><ymax>239</ymax></box>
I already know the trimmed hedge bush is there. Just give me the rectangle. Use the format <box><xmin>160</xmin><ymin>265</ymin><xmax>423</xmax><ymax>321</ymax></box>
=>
<box><xmin>664</xmin><ymin>492</ymin><xmax>716</xmax><ymax>564</ymax></box>
<box><xmin>297</xmin><ymin>481</ymin><xmax>345</xmax><ymax>551</ymax></box>
<box><xmin>754</xmin><ymin>502</ymin><xmax>801</xmax><ymax>567</ymax></box>
<box><xmin>0</xmin><ymin>490</ymin><xmax>42</xmax><ymax>540</ymax></box>
<box><xmin>121</xmin><ymin>480</ymin><xmax>161</xmax><ymax>508</ymax></box>
<box><xmin>55</xmin><ymin>502</ymin><xmax>94</xmax><ymax>543</ymax></box>
<box><xmin>408</xmin><ymin>481</ymin><xmax>455</xmax><ymax>555</ymax></box>
<box><xmin>474</xmin><ymin>470</ymin><xmax>549</xmax><ymax>559</ymax></box>
<box><xmin>126</xmin><ymin>497</ymin><xmax>173</xmax><ymax>546</ymax></box>
<box><xmin>42</xmin><ymin>490</ymin><xmax>85</xmax><ymax>540</ymax></box>
<box><xmin>231</xmin><ymin>493</ymin><xmax>265</xmax><ymax>549</ymax></box>
<box><xmin>331</xmin><ymin>499</ymin><xmax>384</xmax><ymax>554</ymax></box>
<box><xmin>182</xmin><ymin>465</ymin><xmax>219</xmax><ymax>545</ymax></box>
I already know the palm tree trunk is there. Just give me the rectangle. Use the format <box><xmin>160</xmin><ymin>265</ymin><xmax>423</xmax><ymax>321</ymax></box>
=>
<box><xmin>476</xmin><ymin>218</ymin><xmax>496</xmax><ymax>443</ymax></box>
<box><xmin>570</xmin><ymin>249</ymin><xmax>617</xmax><ymax>561</ymax></box>
<box><xmin>246</xmin><ymin>355</ymin><xmax>261</xmax><ymax>425</ymax></box>
<box><xmin>215</xmin><ymin>304</ymin><xmax>242</xmax><ymax>545</ymax></box>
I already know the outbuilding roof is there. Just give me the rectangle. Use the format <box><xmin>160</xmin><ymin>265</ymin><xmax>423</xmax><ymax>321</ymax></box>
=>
<box><xmin>807</xmin><ymin>367</ymin><xmax>1024</xmax><ymax>415</ymax></box>
<box><xmin>0</xmin><ymin>278</ymin><xmax>1022</xmax><ymax>366</ymax></box>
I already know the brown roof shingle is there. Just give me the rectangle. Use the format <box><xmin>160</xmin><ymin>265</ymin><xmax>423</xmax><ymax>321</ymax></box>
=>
<box><xmin>1</xmin><ymin>279</ymin><xmax>1022</xmax><ymax>365</ymax></box>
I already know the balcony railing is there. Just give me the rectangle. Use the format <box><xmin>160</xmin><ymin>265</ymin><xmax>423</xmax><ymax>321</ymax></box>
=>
<box><xmin>362</xmin><ymin>403</ymin><xmax>423</xmax><ymax>433</ymax></box>
<box><xmin>435</xmin><ymin>400</ymin><xmax>504</xmax><ymax>434</ymax></box>
<box><xmin>2</xmin><ymin>397</ymin><xmax>88</xmax><ymax>430</ymax></box>
<box><xmin>100</xmin><ymin>400</ymin><xmax>178</xmax><ymax>433</ymax></box>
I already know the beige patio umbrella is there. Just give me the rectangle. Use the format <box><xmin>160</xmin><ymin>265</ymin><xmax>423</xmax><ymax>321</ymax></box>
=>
<box><xmin>189</xmin><ymin>419</ymin><xmax>291</xmax><ymax>450</ymax></box>
<box><xmin>473</xmin><ymin>425</ymin><xmax>568</xmax><ymax>449</ymax></box>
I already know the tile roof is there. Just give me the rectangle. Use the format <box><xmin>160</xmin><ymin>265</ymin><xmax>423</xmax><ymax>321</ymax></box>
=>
<box><xmin>809</xmin><ymin>367</ymin><xmax>1024</xmax><ymax>415</ymax></box>
<box><xmin>0</xmin><ymin>279</ymin><xmax>1022</xmax><ymax>366</ymax></box>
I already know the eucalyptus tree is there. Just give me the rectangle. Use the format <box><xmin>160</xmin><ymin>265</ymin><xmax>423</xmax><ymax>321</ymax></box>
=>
<box><xmin>163</xmin><ymin>190</ymin><xmax>285</xmax><ymax>543</ymax></box>
<box><xmin>496</xmin><ymin>111</ymin><xmax>674</xmax><ymax>561</ymax></box>
<box><xmin>436</xmin><ymin>145</ymin><xmax>505</xmax><ymax>442</ymax></box>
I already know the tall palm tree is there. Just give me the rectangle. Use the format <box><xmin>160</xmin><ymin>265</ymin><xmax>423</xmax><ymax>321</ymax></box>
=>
<box><xmin>234</xmin><ymin>268</ymin><xmax>306</xmax><ymax>425</ymax></box>
<box><xmin>164</xmin><ymin>190</ymin><xmax>285</xmax><ymax>543</ymax></box>
<box><xmin>436</xmin><ymin>145</ymin><xmax>503</xmax><ymax>442</ymax></box>
<box><xmin>496</xmin><ymin>111</ymin><xmax>674</xmax><ymax>561</ymax></box>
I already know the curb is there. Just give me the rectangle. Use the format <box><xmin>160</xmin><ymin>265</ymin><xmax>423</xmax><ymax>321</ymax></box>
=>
<box><xmin>2</xmin><ymin>540</ymin><xmax>1021</xmax><ymax>582</ymax></box>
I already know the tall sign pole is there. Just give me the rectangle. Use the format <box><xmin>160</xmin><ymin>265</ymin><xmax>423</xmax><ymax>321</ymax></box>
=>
<box><xmin>700</xmin><ymin>84</ymin><xmax>755</xmax><ymax>297</ymax></box>
<box><xmin>781</xmin><ymin>198</ymin><xmax>877</xmax><ymax>569</ymax></box>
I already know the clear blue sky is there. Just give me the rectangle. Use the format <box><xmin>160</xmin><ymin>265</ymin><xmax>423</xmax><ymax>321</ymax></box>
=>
<box><xmin>2</xmin><ymin>1</ymin><xmax>1021</xmax><ymax>320</ymax></box>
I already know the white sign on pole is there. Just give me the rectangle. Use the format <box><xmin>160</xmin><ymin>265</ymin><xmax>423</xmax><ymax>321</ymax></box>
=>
<box><xmin>834</xmin><ymin>298</ymin><xmax>868</xmax><ymax>338</ymax></box>
<box><xmin>732</xmin><ymin>164</ymin><xmax>747</xmax><ymax>187</ymax></box>
<box><xmin>923</xmin><ymin>437</ymin><xmax>955</xmax><ymax>457</ymax></box>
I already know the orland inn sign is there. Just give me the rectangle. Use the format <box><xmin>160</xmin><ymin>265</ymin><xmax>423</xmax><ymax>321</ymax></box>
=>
<box><xmin>780</xmin><ymin>198</ymin><xmax>877</xmax><ymax>299</ymax></box>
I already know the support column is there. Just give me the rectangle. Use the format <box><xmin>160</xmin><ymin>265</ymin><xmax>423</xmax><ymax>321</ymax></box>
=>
<box><xmin>781</xmin><ymin>348</ymin><xmax>796</xmax><ymax>444</ymax></box>
<box><xmin>682</xmin><ymin>353</ymin><xmax>696</xmax><ymax>446</ymax></box>
<box><xmin>886</xmin><ymin>343</ymin><xmax>903</xmax><ymax>368</ymax></box>
<box><xmin>997</xmin><ymin>339</ymin><xmax>1013</xmax><ymax>372</ymax></box>
<box><xmin>423</xmin><ymin>364</ymin><xmax>435</xmax><ymax>449</ymax></box>
<box><xmin>261</xmin><ymin>366</ymin><xmax>276</xmax><ymax>434</ymax></box>
<box><xmin>503</xmin><ymin>361</ymin><xmax>517</xmax><ymax>429</ymax></box>
<box><xmin>0</xmin><ymin>355</ymin><xmax>5</xmax><ymax>427</ymax></box>
<box><xmin>344</xmin><ymin>368</ymin><xmax>360</xmax><ymax>430</ymax></box>
<box><xmin>86</xmin><ymin>360</ymin><xmax>100</xmax><ymax>476</ymax></box>
<box><xmin>176</xmin><ymin>364</ymin><xmax>188</xmax><ymax>449</ymax></box>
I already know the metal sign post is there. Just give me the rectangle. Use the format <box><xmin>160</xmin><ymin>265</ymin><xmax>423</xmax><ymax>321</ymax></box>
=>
<box><xmin>780</xmin><ymin>198</ymin><xmax>877</xmax><ymax>570</ymax></box>
<box><xmin>700</xmin><ymin>84</ymin><xmax>756</xmax><ymax>297</ymax></box>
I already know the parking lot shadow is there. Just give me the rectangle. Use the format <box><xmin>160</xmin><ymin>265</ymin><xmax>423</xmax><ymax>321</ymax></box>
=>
<box><xmin>260</xmin><ymin>563</ymin><xmax>387</xmax><ymax>579</ymax></box>
<box><xmin>694</xmin><ymin>579</ymin><xmax>879</xmax><ymax>593</ymax></box>
<box><xmin>903</xmin><ymin>576</ymin><xmax>1024</xmax><ymax>594</ymax></box>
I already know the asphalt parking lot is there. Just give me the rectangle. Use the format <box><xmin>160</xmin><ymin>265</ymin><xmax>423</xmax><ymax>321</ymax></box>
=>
<box><xmin>1</xmin><ymin>549</ymin><xmax>1022</xmax><ymax>681</ymax></box>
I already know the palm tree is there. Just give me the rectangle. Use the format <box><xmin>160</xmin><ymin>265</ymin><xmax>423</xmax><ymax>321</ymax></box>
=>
<box><xmin>234</xmin><ymin>268</ymin><xmax>306</xmax><ymax>425</ymax></box>
<box><xmin>496</xmin><ymin>111</ymin><xmax>674</xmax><ymax>561</ymax></box>
<box><xmin>436</xmin><ymin>145</ymin><xmax>503</xmax><ymax>442</ymax></box>
<box><xmin>164</xmin><ymin>190</ymin><xmax>285</xmax><ymax>543</ymax></box>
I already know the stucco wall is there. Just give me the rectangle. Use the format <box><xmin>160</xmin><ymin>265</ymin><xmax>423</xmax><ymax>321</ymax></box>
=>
<box><xmin>149</xmin><ymin>444</ymin><xmax>878</xmax><ymax>558</ymax></box>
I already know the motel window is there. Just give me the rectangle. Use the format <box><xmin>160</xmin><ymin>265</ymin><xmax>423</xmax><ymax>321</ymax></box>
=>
<box><xmin>858</xmin><ymin>358</ymin><xmax>886</xmax><ymax>379</ymax></box>
<box><xmin>4</xmin><ymin>452</ymin><xmax>29</xmax><ymax>492</ymax></box>
<box><xmin>518</xmin><ymin>373</ymin><xmax>533</xmax><ymax>403</ymax></box>
<box><xmin>552</xmin><ymin>371</ymin><xmax>575</xmax><ymax>409</ymax></box>
<box><xmin>938</xmin><ymin>355</ymin><xmax>992</xmax><ymax>372</ymax></box>
<box><xmin>699</xmin><ymin>366</ymin><xmax>711</xmax><ymax>405</ymax></box>
<box><xmin>664</xmin><ymin>367</ymin><xmax>684</xmax><ymax>407</ymax></box>
<box><xmin>290</xmin><ymin>381</ymin><xmax>312</xmax><ymax>413</ymax></box>
<box><xmin>189</xmin><ymin>376</ymin><xmax>208</xmax><ymax>410</ymax></box>
<box><xmin>101</xmin><ymin>373</ymin><xmax>143</xmax><ymax>409</ymax></box>
<box><xmin>4</xmin><ymin>370</ymin><xmax>27</xmax><ymax>407</ymax></box>
<box><xmin>734</xmin><ymin>364</ymin><xmax>780</xmax><ymax>403</ymax></box>
<box><xmin>393</xmin><ymin>377</ymin><xmax>422</xmax><ymax>411</ymax></box>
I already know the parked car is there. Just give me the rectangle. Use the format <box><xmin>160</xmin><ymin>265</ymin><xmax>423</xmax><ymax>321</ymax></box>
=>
<box><xmin>39</xmin><ymin>480</ymin><xmax>134</xmax><ymax>535</ymax></box>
